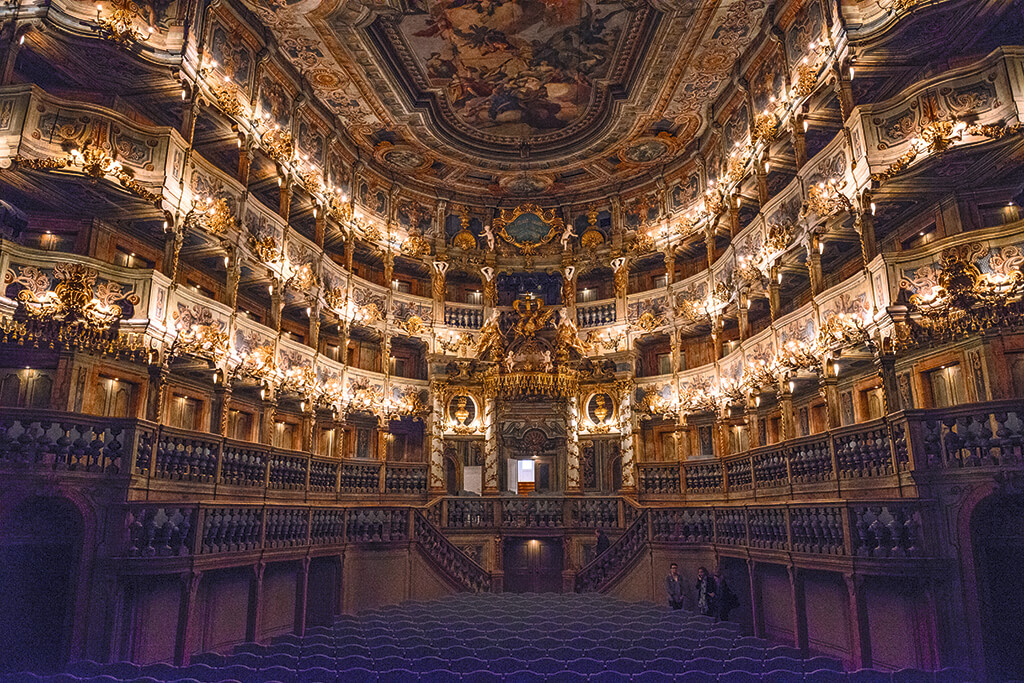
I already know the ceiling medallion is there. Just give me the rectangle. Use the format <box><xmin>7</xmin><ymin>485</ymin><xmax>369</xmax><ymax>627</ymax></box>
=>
<box><xmin>621</xmin><ymin>134</ymin><xmax>674</xmax><ymax>165</ymax></box>
<box><xmin>376</xmin><ymin>143</ymin><xmax>428</xmax><ymax>171</ymax></box>
<box><xmin>494</xmin><ymin>204</ymin><xmax>563</xmax><ymax>255</ymax></box>
<box><xmin>499</xmin><ymin>174</ymin><xmax>554</xmax><ymax>196</ymax></box>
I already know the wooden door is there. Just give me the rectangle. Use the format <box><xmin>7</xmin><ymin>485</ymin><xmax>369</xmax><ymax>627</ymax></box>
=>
<box><xmin>503</xmin><ymin>538</ymin><xmax>563</xmax><ymax>593</ymax></box>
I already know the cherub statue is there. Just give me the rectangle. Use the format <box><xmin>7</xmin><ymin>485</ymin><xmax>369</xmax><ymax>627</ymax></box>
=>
<box><xmin>542</xmin><ymin>349</ymin><xmax>554</xmax><ymax>373</ymax></box>
<box><xmin>482</xmin><ymin>223</ymin><xmax>495</xmax><ymax>250</ymax></box>
<box><xmin>503</xmin><ymin>349</ymin><xmax>516</xmax><ymax>373</ymax></box>
<box><xmin>560</xmin><ymin>223</ymin><xmax>576</xmax><ymax>250</ymax></box>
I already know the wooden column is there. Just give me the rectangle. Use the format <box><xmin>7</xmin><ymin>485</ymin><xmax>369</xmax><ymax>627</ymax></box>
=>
<box><xmin>778</xmin><ymin>380</ymin><xmax>796</xmax><ymax>442</ymax></box>
<box><xmin>819</xmin><ymin>364</ymin><xmax>841</xmax><ymax>429</ymax></box>
<box><xmin>747</xmin><ymin>559</ymin><xmax>765</xmax><ymax>638</ymax></box>
<box><xmin>279</xmin><ymin>177</ymin><xmax>292</xmax><ymax>222</ymax></box>
<box><xmin>295</xmin><ymin>558</ymin><xmax>310</xmax><ymax>636</ymax></box>
<box><xmin>806</xmin><ymin>246</ymin><xmax>824</xmax><ymax>296</ymax></box>
<box><xmin>788</xmin><ymin>565</ymin><xmax>809</xmax><ymax>656</ymax></box>
<box><xmin>246</xmin><ymin>562</ymin><xmax>266</xmax><ymax>641</ymax></box>
<box><xmin>844</xmin><ymin>573</ymin><xmax>872</xmax><ymax>669</ymax></box>
<box><xmin>792</xmin><ymin>115</ymin><xmax>808</xmax><ymax>170</ymax></box>
<box><xmin>259</xmin><ymin>393</ymin><xmax>277</xmax><ymax>446</ymax></box>
<box><xmin>738</xmin><ymin>292</ymin><xmax>750</xmax><ymax>341</ymax></box>
<box><xmin>269</xmin><ymin>279</ymin><xmax>283</xmax><ymax>332</ymax></box>
<box><xmin>174</xmin><ymin>571</ymin><xmax>203</xmax><ymax>665</ymax></box>
<box><xmin>212</xmin><ymin>385</ymin><xmax>232</xmax><ymax>437</ymax></box>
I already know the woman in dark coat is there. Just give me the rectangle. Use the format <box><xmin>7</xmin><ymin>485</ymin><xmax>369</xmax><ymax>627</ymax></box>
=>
<box><xmin>695</xmin><ymin>566</ymin><xmax>717</xmax><ymax>616</ymax></box>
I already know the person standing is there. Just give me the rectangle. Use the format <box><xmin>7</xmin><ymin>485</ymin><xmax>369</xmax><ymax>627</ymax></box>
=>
<box><xmin>715</xmin><ymin>568</ymin><xmax>739</xmax><ymax>621</ymax></box>
<box><xmin>666</xmin><ymin>563</ymin><xmax>685</xmax><ymax>610</ymax></box>
<box><xmin>695</xmin><ymin>566</ymin><xmax>717</xmax><ymax>617</ymax></box>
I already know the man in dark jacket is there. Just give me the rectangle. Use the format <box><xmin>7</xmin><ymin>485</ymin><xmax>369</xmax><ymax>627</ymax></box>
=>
<box><xmin>666</xmin><ymin>563</ymin><xmax>685</xmax><ymax>610</ymax></box>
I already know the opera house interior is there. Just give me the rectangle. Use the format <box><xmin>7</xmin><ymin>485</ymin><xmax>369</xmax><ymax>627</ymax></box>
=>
<box><xmin>1</xmin><ymin>0</ymin><xmax>1023</xmax><ymax>680</ymax></box>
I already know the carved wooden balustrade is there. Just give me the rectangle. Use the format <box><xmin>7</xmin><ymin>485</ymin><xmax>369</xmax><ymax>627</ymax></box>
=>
<box><xmin>0</xmin><ymin>409</ymin><xmax>428</xmax><ymax>501</ymax></box>
<box><xmin>413</xmin><ymin>511</ymin><xmax>491</xmax><ymax>593</ymax></box>
<box><xmin>120</xmin><ymin>502</ymin><xmax>487</xmax><ymax>592</ymax></box>
<box><xmin>576</xmin><ymin>499</ymin><xmax>937</xmax><ymax>593</ymax></box>
<box><xmin>574</xmin><ymin>511</ymin><xmax>649</xmax><ymax>593</ymax></box>
<box><xmin>638</xmin><ymin>400</ymin><xmax>1024</xmax><ymax>502</ymax></box>
<box><xmin>122</xmin><ymin>504</ymin><xmax>412</xmax><ymax>560</ymax></box>
<box><xmin>426</xmin><ymin>496</ymin><xmax>636</xmax><ymax>531</ymax></box>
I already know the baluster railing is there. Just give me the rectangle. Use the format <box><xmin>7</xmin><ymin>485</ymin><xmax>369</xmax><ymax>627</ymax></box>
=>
<box><xmin>384</xmin><ymin>463</ymin><xmax>428</xmax><ymax>495</ymax></box>
<box><xmin>125</xmin><ymin>505</ymin><xmax>197</xmax><ymax>557</ymax></box>
<box><xmin>154</xmin><ymin>428</ymin><xmax>219</xmax><ymax>483</ymax></box>
<box><xmin>346</xmin><ymin>507</ymin><xmax>409</xmax><ymax>542</ymax></box>
<box><xmin>575</xmin><ymin>511</ymin><xmax>649</xmax><ymax>593</ymax></box>
<box><xmin>199</xmin><ymin>506</ymin><xmax>263</xmax><ymax>554</ymax></box>
<box><xmin>220</xmin><ymin>439</ymin><xmax>268</xmax><ymax>488</ymax></box>
<box><xmin>268</xmin><ymin>449</ymin><xmax>308</xmax><ymax>490</ymax></box>
<box><xmin>413</xmin><ymin>511</ymin><xmax>491</xmax><ymax>592</ymax></box>
<box><xmin>340</xmin><ymin>460</ymin><xmax>383</xmax><ymax>494</ymax></box>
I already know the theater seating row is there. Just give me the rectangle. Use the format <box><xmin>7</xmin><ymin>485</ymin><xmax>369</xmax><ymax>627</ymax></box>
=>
<box><xmin>2</xmin><ymin>594</ymin><xmax>975</xmax><ymax>682</ymax></box>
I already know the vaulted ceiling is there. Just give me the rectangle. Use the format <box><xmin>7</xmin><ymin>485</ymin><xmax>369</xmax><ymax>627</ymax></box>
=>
<box><xmin>242</xmin><ymin>0</ymin><xmax>773</xmax><ymax>199</ymax></box>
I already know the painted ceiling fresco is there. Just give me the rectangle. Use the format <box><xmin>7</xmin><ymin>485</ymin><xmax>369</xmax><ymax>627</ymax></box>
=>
<box><xmin>374</xmin><ymin>0</ymin><xmax>643</xmax><ymax>141</ymax></box>
<box><xmin>242</xmin><ymin>0</ymin><xmax>772</xmax><ymax>198</ymax></box>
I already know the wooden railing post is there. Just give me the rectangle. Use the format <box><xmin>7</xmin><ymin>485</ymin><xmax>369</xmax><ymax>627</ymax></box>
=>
<box><xmin>212</xmin><ymin>436</ymin><xmax>225</xmax><ymax>491</ymax></box>
<box><xmin>828</xmin><ymin>429</ymin><xmax>841</xmax><ymax>497</ymax></box>
<box><xmin>303</xmin><ymin>453</ymin><xmax>312</xmax><ymax>499</ymax></box>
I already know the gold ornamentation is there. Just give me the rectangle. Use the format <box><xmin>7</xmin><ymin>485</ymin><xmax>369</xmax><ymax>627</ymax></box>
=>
<box><xmin>493</xmin><ymin>204</ymin><xmax>563</xmax><ymax>255</ymax></box>
<box><xmin>631</xmin><ymin>309</ymin><xmax>665</xmax><ymax>333</ymax></box>
<box><xmin>248</xmin><ymin>232</ymin><xmax>281</xmax><ymax>265</ymax></box>
<box><xmin>752</xmin><ymin>111</ymin><xmax>779</xmax><ymax>147</ymax></box>
<box><xmin>14</xmin><ymin>141</ymin><xmax>162</xmax><ymax>205</ymax></box>
<box><xmin>395</xmin><ymin>314</ymin><xmax>427</xmax><ymax>336</ymax></box>
<box><xmin>232</xmin><ymin>344</ymin><xmax>278</xmax><ymax>382</ymax></box>
<box><xmin>511</xmin><ymin>296</ymin><xmax>555</xmax><ymax>340</ymax></box>
<box><xmin>802</xmin><ymin>179</ymin><xmax>852</xmax><ymax>219</ymax></box>
<box><xmin>484</xmin><ymin>366</ymin><xmax>579</xmax><ymax>399</ymax></box>
<box><xmin>581</xmin><ymin>207</ymin><xmax>605</xmax><ymax>248</ymax></box>
<box><xmin>554</xmin><ymin>306</ymin><xmax>589</xmax><ymax>360</ymax></box>
<box><xmin>1</xmin><ymin>263</ymin><xmax>144</xmax><ymax>359</ymax></box>
<box><xmin>184</xmin><ymin>197</ymin><xmax>236</xmax><ymax>236</ymax></box>
<box><xmin>96</xmin><ymin>0</ymin><xmax>153</xmax><ymax>45</ymax></box>
<box><xmin>870</xmin><ymin>121</ymin><xmax>1023</xmax><ymax>183</ymax></box>
<box><xmin>893</xmin><ymin>245</ymin><xmax>1024</xmax><ymax>351</ymax></box>
<box><xmin>170</xmin><ymin>322</ymin><xmax>230</xmax><ymax>364</ymax></box>
<box><xmin>452</xmin><ymin>209</ymin><xmax>477</xmax><ymax>251</ymax></box>
<box><xmin>262</xmin><ymin>129</ymin><xmax>293</xmax><ymax>164</ymax></box>
<box><xmin>437</xmin><ymin>329</ymin><xmax>472</xmax><ymax>355</ymax></box>
<box><xmin>209</xmin><ymin>79</ymin><xmax>244</xmax><ymax>118</ymax></box>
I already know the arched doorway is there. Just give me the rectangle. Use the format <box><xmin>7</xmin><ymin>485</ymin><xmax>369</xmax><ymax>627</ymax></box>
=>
<box><xmin>0</xmin><ymin>496</ymin><xmax>84</xmax><ymax>673</ymax></box>
<box><xmin>971</xmin><ymin>493</ymin><xmax>1024</xmax><ymax>680</ymax></box>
